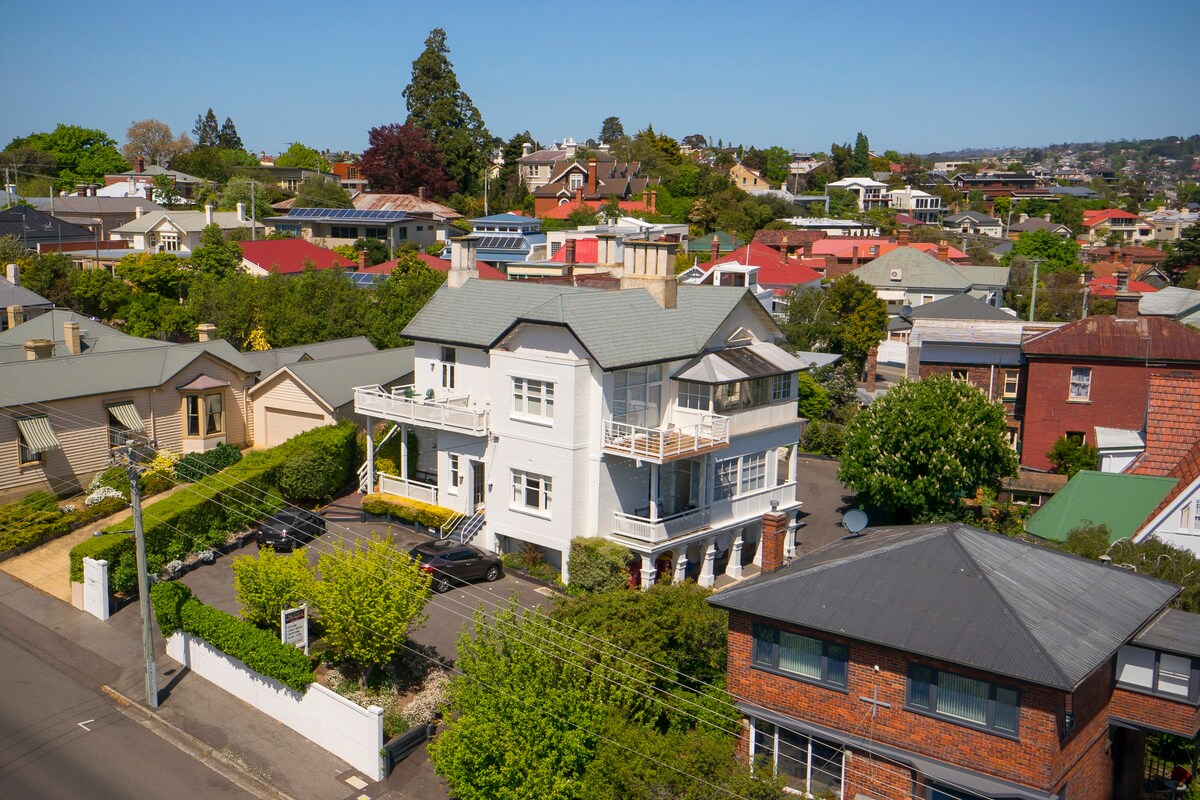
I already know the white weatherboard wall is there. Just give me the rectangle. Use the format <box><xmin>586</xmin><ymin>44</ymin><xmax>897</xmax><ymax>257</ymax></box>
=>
<box><xmin>166</xmin><ymin>632</ymin><xmax>384</xmax><ymax>780</ymax></box>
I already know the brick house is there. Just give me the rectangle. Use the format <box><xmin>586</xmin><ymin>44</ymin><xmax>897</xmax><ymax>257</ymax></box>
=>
<box><xmin>1020</xmin><ymin>288</ymin><xmax>1200</xmax><ymax>471</ymax></box>
<box><xmin>710</xmin><ymin>521</ymin><xmax>1200</xmax><ymax>800</ymax></box>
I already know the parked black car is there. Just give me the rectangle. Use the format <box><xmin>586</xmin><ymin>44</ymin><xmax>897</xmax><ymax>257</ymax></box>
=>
<box><xmin>408</xmin><ymin>541</ymin><xmax>502</xmax><ymax>592</ymax></box>
<box><xmin>256</xmin><ymin>509</ymin><xmax>325</xmax><ymax>552</ymax></box>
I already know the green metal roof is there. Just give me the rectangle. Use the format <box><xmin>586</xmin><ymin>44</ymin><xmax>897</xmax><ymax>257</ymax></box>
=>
<box><xmin>687</xmin><ymin>230</ymin><xmax>738</xmax><ymax>253</ymax></box>
<box><xmin>852</xmin><ymin>247</ymin><xmax>972</xmax><ymax>290</ymax></box>
<box><xmin>1024</xmin><ymin>470</ymin><xmax>1177</xmax><ymax>543</ymax></box>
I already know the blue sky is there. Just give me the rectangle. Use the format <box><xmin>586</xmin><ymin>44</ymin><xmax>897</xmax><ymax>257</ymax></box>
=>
<box><xmin>5</xmin><ymin>0</ymin><xmax>1199</xmax><ymax>157</ymax></box>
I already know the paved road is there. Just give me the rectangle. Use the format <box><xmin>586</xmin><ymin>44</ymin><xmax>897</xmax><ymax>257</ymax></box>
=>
<box><xmin>0</xmin><ymin>628</ymin><xmax>253</xmax><ymax>800</ymax></box>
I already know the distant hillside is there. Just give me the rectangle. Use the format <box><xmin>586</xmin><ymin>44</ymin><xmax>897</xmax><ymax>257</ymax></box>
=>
<box><xmin>927</xmin><ymin>134</ymin><xmax>1200</xmax><ymax>163</ymax></box>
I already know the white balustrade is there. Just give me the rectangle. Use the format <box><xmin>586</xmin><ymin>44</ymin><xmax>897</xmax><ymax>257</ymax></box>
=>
<box><xmin>354</xmin><ymin>385</ymin><xmax>488</xmax><ymax>436</ymax></box>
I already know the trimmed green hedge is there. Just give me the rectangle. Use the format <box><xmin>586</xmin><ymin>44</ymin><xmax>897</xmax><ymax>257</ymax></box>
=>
<box><xmin>0</xmin><ymin>502</ymin><xmax>70</xmax><ymax>554</ymax></box>
<box><xmin>151</xmin><ymin>581</ymin><xmax>313</xmax><ymax>692</ymax></box>
<box><xmin>174</xmin><ymin>443</ymin><xmax>243</xmax><ymax>483</ymax></box>
<box><xmin>72</xmin><ymin>421</ymin><xmax>356</xmax><ymax>593</ymax></box>
<box><xmin>362</xmin><ymin>494</ymin><xmax>455</xmax><ymax>529</ymax></box>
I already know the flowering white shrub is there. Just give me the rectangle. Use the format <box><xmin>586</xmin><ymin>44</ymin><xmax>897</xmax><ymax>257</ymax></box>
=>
<box><xmin>60</xmin><ymin>504</ymin><xmax>76</xmax><ymax>514</ymax></box>
<box><xmin>85</xmin><ymin>486</ymin><xmax>125</xmax><ymax>507</ymax></box>
<box><xmin>401</xmin><ymin>669</ymin><xmax>449</xmax><ymax>727</ymax></box>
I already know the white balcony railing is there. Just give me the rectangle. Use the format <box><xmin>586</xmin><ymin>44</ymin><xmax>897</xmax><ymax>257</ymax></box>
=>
<box><xmin>610</xmin><ymin>482</ymin><xmax>798</xmax><ymax>545</ymax></box>
<box><xmin>378</xmin><ymin>472</ymin><xmax>437</xmax><ymax>505</ymax></box>
<box><xmin>354</xmin><ymin>385</ymin><xmax>489</xmax><ymax>436</ymax></box>
<box><xmin>602</xmin><ymin>415</ymin><xmax>730</xmax><ymax>463</ymax></box>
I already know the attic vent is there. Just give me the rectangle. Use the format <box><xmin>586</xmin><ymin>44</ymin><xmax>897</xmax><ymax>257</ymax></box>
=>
<box><xmin>727</xmin><ymin>326</ymin><xmax>754</xmax><ymax>345</ymax></box>
<box><xmin>889</xmin><ymin>269</ymin><xmax>903</xmax><ymax>282</ymax></box>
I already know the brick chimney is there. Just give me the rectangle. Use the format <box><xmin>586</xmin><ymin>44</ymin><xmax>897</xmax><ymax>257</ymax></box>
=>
<box><xmin>358</xmin><ymin>249</ymin><xmax>369</xmax><ymax>270</ymax></box>
<box><xmin>650</xmin><ymin>190</ymin><xmax>657</xmax><ymax>213</ymax></box>
<box><xmin>621</xmin><ymin>239</ymin><xmax>678</xmax><ymax>309</ymax></box>
<box><xmin>760</xmin><ymin>503</ymin><xmax>788</xmax><ymax>573</ymax></box>
<box><xmin>1082</xmin><ymin>268</ymin><xmax>1094</xmax><ymax>285</ymax></box>
<box><xmin>145</xmin><ymin>185</ymin><xmax>154</xmax><ymax>201</ymax></box>
<box><xmin>63</xmin><ymin>321</ymin><xmax>81</xmax><ymax>356</ymax></box>
<box><xmin>135</xmin><ymin>156</ymin><xmax>145</xmax><ymax>174</ymax></box>
<box><xmin>448</xmin><ymin>235</ymin><xmax>480</xmax><ymax>288</ymax></box>
<box><xmin>936</xmin><ymin>241</ymin><xmax>950</xmax><ymax>262</ymax></box>
<box><xmin>418</xmin><ymin>186</ymin><xmax>426</xmax><ymax>202</ymax></box>
<box><xmin>564</xmin><ymin>238</ymin><xmax>577</xmax><ymax>264</ymax></box>
<box><xmin>802</xmin><ymin>240</ymin><xmax>813</xmax><ymax>257</ymax></box>
<box><xmin>574</xmin><ymin>186</ymin><xmax>584</xmax><ymax>207</ymax></box>
<box><xmin>196</xmin><ymin>323</ymin><xmax>217</xmax><ymax>342</ymax></box>
<box><xmin>865</xmin><ymin>347</ymin><xmax>878</xmax><ymax>393</ymax></box>
<box><xmin>24</xmin><ymin>338</ymin><xmax>55</xmax><ymax>360</ymax></box>
<box><xmin>896</xmin><ymin>228</ymin><xmax>910</xmax><ymax>246</ymax></box>
<box><xmin>851</xmin><ymin>247</ymin><xmax>860</xmax><ymax>269</ymax></box>
<box><xmin>6</xmin><ymin>304</ymin><xmax>23</xmax><ymax>329</ymax></box>
<box><xmin>6</xmin><ymin>263</ymin><xmax>18</xmax><ymax>285</ymax></box>
<box><xmin>1116</xmin><ymin>268</ymin><xmax>1129</xmax><ymax>293</ymax></box>
<box><xmin>710</xmin><ymin>235</ymin><xmax>720</xmax><ymax>262</ymax></box>
<box><xmin>587</xmin><ymin>158</ymin><xmax>597</xmax><ymax>195</ymax></box>
<box><xmin>1122</xmin><ymin>252</ymin><xmax>1133</xmax><ymax>268</ymax></box>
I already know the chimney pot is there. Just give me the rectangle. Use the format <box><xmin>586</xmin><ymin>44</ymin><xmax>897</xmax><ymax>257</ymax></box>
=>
<box><xmin>63</xmin><ymin>321</ymin><xmax>81</xmax><ymax>355</ymax></box>
<box><xmin>23</xmin><ymin>338</ymin><xmax>55</xmax><ymax>361</ymax></box>
<box><xmin>897</xmin><ymin>228</ymin><xmax>910</xmax><ymax>246</ymax></box>
<box><xmin>196</xmin><ymin>323</ymin><xmax>217</xmax><ymax>342</ymax></box>
<box><xmin>135</xmin><ymin>156</ymin><xmax>145</xmax><ymax>174</ymax></box>
<box><xmin>936</xmin><ymin>241</ymin><xmax>950</xmax><ymax>262</ymax></box>
<box><xmin>710</xmin><ymin>235</ymin><xmax>720</xmax><ymax>263</ymax></box>
<box><xmin>145</xmin><ymin>185</ymin><xmax>154</xmax><ymax>201</ymax></box>
<box><xmin>6</xmin><ymin>263</ymin><xmax>18</xmax><ymax>285</ymax></box>
<box><xmin>418</xmin><ymin>186</ymin><xmax>426</xmax><ymax>202</ymax></box>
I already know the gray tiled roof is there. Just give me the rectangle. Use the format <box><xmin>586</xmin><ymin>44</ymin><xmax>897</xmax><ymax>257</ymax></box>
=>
<box><xmin>402</xmin><ymin>281</ymin><xmax>766</xmax><ymax>369</ymax></box>
<box><xmin>852</xmin><ymin>247</ymin><xmax>971</xmax><ymax>290</ymax></box>
<box><xmin>944</xmin><ymin>211</ymin><xmax>1001</xmax><ymax>225</ymax></box>
<box><xmin>710</xmin><ymin>523</ymin><xmax>1180</xmax><ymax>690</ymax></box>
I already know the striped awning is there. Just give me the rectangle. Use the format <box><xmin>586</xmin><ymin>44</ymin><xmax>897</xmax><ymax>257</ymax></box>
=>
<box><xmin>106</xmin><ymin>402</ymin><xmax>146</xmax><ymax>433</ymax></box>
<box><xmin>16</xmin><ymin>415</ymin><xmax>61</xmax><ymax>454</ymax></box>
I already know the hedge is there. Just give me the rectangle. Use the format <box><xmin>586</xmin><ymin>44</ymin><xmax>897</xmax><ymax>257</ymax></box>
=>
<box><xmin>0</xmin><ymin>502</ymin><xmax>70</xmax><ymax>554</ymax></box>
<box><xmin>362</xmin><ymin>494</ymin><xmax>456</xmax><ymax>529</ymax></box>
<box><xmin>566</xmin><ymin>537</ymin><xmax>632</xmax><ymax>594</ymax></box>
<box><xmin>151</xmin><ymin>581</ymin><xmax>313</xmax><ymax>692</ymax></box>
<box><xmin>174</xmin><ymin>443</ymin><xmax>243</xmax><ymax>483</ymax></box>
<box><xmin>72</xmin><ymin>421</ymin><xmax>357</xmax><ymax>593</ymax></box>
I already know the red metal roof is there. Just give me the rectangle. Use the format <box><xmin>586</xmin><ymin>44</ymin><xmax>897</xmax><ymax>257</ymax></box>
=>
<box><xmin>1023</xmin><ymin>315</ymin><xmax>1200</xmax><ymax>361</ymax></box>
<box><xmin>1086</xmin><ymin>277</ymin><xmax>1159</xmax><ymax>297</ymax></box>
<box><xmin>549</xmin><ymin>238</ymin><xmax>599</xmax><ymax>263</ymax></box>
<box><xmin>238</xmin><ymin>239</ymin><xmax>353</xmax><ymax>274</ymax></box>
<box><xmin>1131</xmin><ymin>374</ymin><xmax>1200</xmax><ymax>477</ymax></box>
<box><xmin>361</xmin><ymin>252</ymin><xmax>506</xmax><ymax>280</ymax></box>
<box><xmin>696</xmin><ymin>242</ymin><xmax>823</xmax><ymax>288</ymax></box>
<box><xmin>1082</xmin><ymin>209</ymin><xmax>1141</xmax><ymax>228</ymax></box>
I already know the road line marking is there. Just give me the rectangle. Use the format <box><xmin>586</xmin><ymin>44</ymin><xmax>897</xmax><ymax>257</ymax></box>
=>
<box><xmin>77</xmin><ymin>719</ymin><xmax>94</xmax><ymax>731</ymax></box>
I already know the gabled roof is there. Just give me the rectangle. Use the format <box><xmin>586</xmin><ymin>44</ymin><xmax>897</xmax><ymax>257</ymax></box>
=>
<box><xmin>239</xmin><ymin>239</ymin><xmax>353</xmax><ymax>274</ymax></box>
<box><xmin>944</xmin><ymin>211</ymin><xmax>1001</xmax><ymax>225</ymax></box>
<box><xmin>1140</xmin><ymin>287</ymin><xmax>1200</xmax><ymax>318</ymax></box>
<box><xmin>1083</xmin><ymin>209</ymin><xmax>1142</xmax><ymax>227</ymax></box>
<box><xmin>811</xmin><ymin>238</ymin><xmax>970</xmax><ymax>262</ymax></box>
<box><xmin>241</xmin><ymin>336</ymin><xmax>377</xmax><ymax>375</ymax></box>
<box><xmin>0</xmin><ymin>206</ymin><xmax>92</xmax><ymax>241</ymax></box>
<box><xmin>252</xmin><ymin>347</ymin><xmax>414</xmax><ymax>410</ymax></box>
<box><xmin>0</xmin><ymin>277</ymin><xmax>52</xmax><ymax>310</ymax></box>
<box><xmin>112</xmin><ymin>210</ymin><xmax>258</xmax><ymax>235</ymax></box>
<box><xmin>402</xmin><ymin>281</ymin><xmax>771</xmax><ymax>370</ymax></box>
<box><xmin>110</xmin><ymin>165</ymin><xmax>203</xmax><ymax>183</ymax></box>
<box><xmin>1008</xmin><ymin>217</ymin><xmax>1071</xmax><ymax>234</ymax></box>
<box><xmin>351</xmin><ymin>193</ymin><xmax>461</xmax><ymax>220</ymax></box>
<box><xmin>1025</xmin><ymin>470</ymin><xmax>1177</xmax><ymax>544</ymax></box>
<box><xmin>1138</xmin><ymin>439</ymin><xmax>1200</xmax><ymax>538</ymax></box>
<box><xmin>1129</xmin><ymin>374</ymin><xmax>1200</xmax><ymax>477</ymax></box>
<box><xmin>361</xmin><ymin>253</ymin><xmax>506</xmax><ymax>281</ymax></box>
<box><xmin>852</xmin><ymin>247</ymin><xmax>972</xmax><ymax>290</ymax></box>
<box><xmin>709</xmin><ymin>523</ymin><xmax>1179</xmax><ymax>690</ymax></box>
<box><xmin>27</xmin><ymin>196</ymin><xmax>166</xmax><ymax>216</ymax></box>
<box><xmin>1022</xmin><ymin>315</ymin><xmax>1200</xmax><ymax>361</ymax></box>
<box><xmin>1086</xmin><ymin>276</ymin><xmax>1159</xmax><ymax>297</ymax></box>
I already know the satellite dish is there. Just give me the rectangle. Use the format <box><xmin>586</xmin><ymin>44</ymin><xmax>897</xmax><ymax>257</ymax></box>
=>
<box><xmin>900</xmin><ymin>305</ymin><xmax>913</xmax><ymax>319</ymax></box>
<box><xmin>842</xmin><ymin>509</ymin><xmax>869</xmax><ymax>535</ymax></box>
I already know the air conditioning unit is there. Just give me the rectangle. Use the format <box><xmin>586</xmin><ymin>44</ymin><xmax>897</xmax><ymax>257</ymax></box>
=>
<box><xmin>889</xmin><ymin>269</ymin><xmax>902</xmax><ymax>281</ymax></box>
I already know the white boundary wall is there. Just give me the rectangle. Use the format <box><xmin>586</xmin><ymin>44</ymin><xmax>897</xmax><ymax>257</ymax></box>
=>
<box><xmin>166</xmin><ymin>632</ymin><xmax>384</xmax><ymax>780</ymax></box>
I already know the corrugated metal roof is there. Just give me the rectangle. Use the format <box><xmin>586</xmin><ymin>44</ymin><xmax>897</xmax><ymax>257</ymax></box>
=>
<box><xmin>852</xmin><ymin>248</ymin><xmax>971</xmax><ymax>290</ymax></box>
<box><xmin>1134</xmin><ymin>609</ymin><xmax>1200</xmax><ymax>658</ymax></box>
<box><xmin>1140</xmin><ymin>287</ymin><xmax>1200</xmax><ymax>318</ymax></box>
<box><xmin>1094</xmin><ymin>426</ymin><xmax>1145</xmax><ymax>451</ymax></box>
<box><xmin>403</xmin><ymin>281</ymin><xmax>766</xmax><ymax>370</ymax></box>
<box><xmin>910</xmin><ymin>319</ymin><xmax>1037</xmax><ymax>348</ymax></box>
<box><xmin>1023</xmin><ymin>315</ymin><xmax>1200</xmax><ymax>361</ymax></box>
<box><xmin>275</xmin><ymin>347</ymin><xmax>414</xmax><ymax>410</ymax></box>
<box><xmin>1024</xmin><ymin>470</ymin><xmax>1176</xmax><ymax>543</ymax></box>
<box><xmin>709</xmin><ymin>523</ymin><xmax>1180</xmax><ymax>689</ymax></box>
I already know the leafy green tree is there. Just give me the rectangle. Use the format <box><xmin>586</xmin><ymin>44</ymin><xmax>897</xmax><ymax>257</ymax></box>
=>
<box><xmin>120</xmin><ymin>293</ymin><xmax>197</xmax><ymax>340</ymax></box>
<box><xmin>0</xmin><ymin>235</ymin><xmax>30</xmax><ymax>265</ymax></box>
<box><xmin>826</xmin><ymin>187</ymin><xmax>858</xmax><ymax>218</ymax></box>
<box><xmin>217</xmin><ymin>176</ymin><xmax>277</xmax><ymax>220</ymax></box>
<box><xmin>796</xmin><ymin>371</ymin><xmax>831</xmax><ymax>420</ymax></box>
<box><xmin>19</xmin><ymin>251</ymin><xmax>75</xmax><ymax>306</ymax></box>
<box><xmin>188</xmin><ymin>223</ymin><xmax>243</xmax><ymax>279</ymax></box>
<box><xmin>780</xmin><ymin>287</ymin><xmax>835</xmax><ymax>352</ymax></box>
<box><xmin>830</xmin><ymin>142</ymin><xmax>853</xmax><ymax>179</ymax></box>
<box><xmin>825</xmin><ymin>274</ymin><xmax>887</xmax><ymax>363</ymax></box>
<box><xmin>231</xmin><ymin>548</ymin><xmax>316</xmax><ymax>631</ymax></box>
<box><xmin>275</xmin><ymin>142</ymin><xmax>330</xmax><ymax>172</ymax></box>
<box><xmin>1164</xmin><ymin>223</ymin><xmax>1200</xmax><ymax>282</ymax></box>
<box><xmin>565</xmin><ymin>538</ymin><xmax>631</xmax><ymax>594</ymax></box>
<box><xmin>169</xmin><ymin>146</ymin><xmax>258</xmax><ymax>183</ymax></box>
<box><xmin>192</xmin><ymin>109</ymin><xmax>220</xmax><ymax>148</ymax></box>
<box><xmin>311</xmin><ymin>534</ymin><xmax>431</xmax><ymax>685</ymax></box>
<box><xmin>1001</xmin><ymin>228</ymin><xmax>1081</xmax><ymax>272</ymax></box>
<box><xmin>567</xmin><ymin>205</ymin><xmax>600</xmax><ymax>226</ymax></box>
<box><xmin>217</xmin><ymin>117</ymin><xmax>242</xmax><ymax>150</ymax></box>
<box><xmin>1046</xmin><ymin>436</ymin><xmax>1098</xmax><ymax>478</ymax></box>
<box><xmin>150</xmin><ymin>173</ymin><xmax>177</xmax><ymax>206</ymax></box>
<box><xmin>852</xmin><ymin>131</ymin><xmax>871</xmax><ymax>177</ymax></box>
<box><xmin>838</xmin><ymin>376</ymin><xmax>1018</xmax><ymax>521</ymax></box>
<box><xmin>71</xmin><ymin>268</ymin><xmax>131</xmax><ymax>319</ymax></box>
<box><xmin>599</xmin><ymin>117</ymin><xmax>625</xmax><ymax>145</ymax></box>
<box><xmin>122</xmin><ymin>119</ymin><xmax>192</xmax><ymax>166</ymax></box>
<box><xmin>115</xmin><ymin>252</ymin><xmax>190</xmax><ymax>299</ymax></box>
<box><xmin>1056</xmin><ymin>526</ymin><xmax>1200</xmax><ymax>613</ymax></box>
<box><xmin>404</xmin><ymin>28</ymin><xmax>491</xmax><ymax>194</ymax></box>
<box><xmin>365</xmin><ymin>256</ymin><xmax>446</xmax><ymax>348</ymax></box>
<box><xmin>291</xmin><ymin>176</ymin><xmax>352</xmax><ymax>208</ymax></box>
<box><xmin>5</xmin><ymin>124</ymin><xmax>129</xmax><ymax>189</ymax></box>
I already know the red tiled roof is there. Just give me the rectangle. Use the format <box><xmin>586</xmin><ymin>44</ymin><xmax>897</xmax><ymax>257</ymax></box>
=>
<box><xmin>1139</xmin><ymin>438</ymin><xmax>1200</xmax><ymax>533</ymax></box>
<box><xmin>539</xmin><ymin>197</ymin><xmax>652</xmax><ymax>220</ymax></box>
<box><xmin>697</xmin><ymin>242</ymin><xmax>822</xmax><ymax>288</ymax></box>
<box><xmin>810</xmin><ymin>238</ymin><xmax>970</xmax><ymax>262</ymax></box>
<box><xmin>362</xmin><ymin>252</ymin><xmax>506</xmax><ymax>280</ymax></box>
<box><xmin>1131</xmin><ymin>374</ymin><xmax>1200</xmax><ymax>477</ymax></box>
<box><xmin>1085</xmin><ymin>246</ymin><xmax>1167</xmax><ymax>264</ymax></box>
<box><xmin>1023</xmin><ymin>315</ymin><xmax>1200</xmax><ymax>361</ymax></box>
<box><xmin>1082</xmin><ymin>209</ymin><xmax>1141</xmax><ymax>228</ymax></box>
<box><xmin>549</xmin><ymin>238</ymin><xmax>599</xmax><ymax>263</ymax></box>
<box><xmin>1086</xmin><ymin>276</ymin><xmax>1159</xmax><ymax>297</ymax></box>
<box><xmin>238</xmin><ymin>239</ymin><xmax>353</xmax><ymax>274</ymax></box>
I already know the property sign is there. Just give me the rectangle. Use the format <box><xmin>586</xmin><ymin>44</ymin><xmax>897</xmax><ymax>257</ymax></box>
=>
<box><xmin>281</xmin><ymin>605</ymin><xmax>308</xmax><ymax>654</ymax></box>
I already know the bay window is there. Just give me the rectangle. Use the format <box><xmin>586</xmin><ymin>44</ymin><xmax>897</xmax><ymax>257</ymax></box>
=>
<box><xmin>184</xmin><ymin>393</ymin><xmax>224</xmax><ymax>437</ymax></box>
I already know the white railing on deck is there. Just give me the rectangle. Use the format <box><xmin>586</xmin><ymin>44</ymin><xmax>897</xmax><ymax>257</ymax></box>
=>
<box><xmin>612</xmin><ymin>506</ymin><xmax>712</xmax><ymax>544</ymax></box>
<box><xmin>354</xmin><ymin>385</ymin><xmax>489</xmax><ymax>436</ymax></box>
<box><xmin>378</xmin><ymin>472</ymin><xmax>437</xmax><ymax>505</ymax></box>
<box><xmin>610</xmin><ymin>482</ymin><xmax>798</xmax><ymax>545</ymax></box>
<box><xmin>602</xmin><ymin>415</ymin><xmax>730</xmax><ymax>461</ymax></box>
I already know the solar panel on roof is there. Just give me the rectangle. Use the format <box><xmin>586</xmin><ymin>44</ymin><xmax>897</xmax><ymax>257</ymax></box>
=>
<box><xmin>284</xmin><ymin>207</ymin><xmax>409</xmax><ymax>222</ymax></box>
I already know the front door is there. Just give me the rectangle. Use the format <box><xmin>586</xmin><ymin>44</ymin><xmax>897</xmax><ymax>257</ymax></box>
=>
<box><xmin>472</xmin><ymin>461</ymin><xmax>486</xmax><ymax>511</ymax></box>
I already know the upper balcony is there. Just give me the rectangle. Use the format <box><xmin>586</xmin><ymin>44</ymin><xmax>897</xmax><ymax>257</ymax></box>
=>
<box><xmin>354</xmin><ymin>385</ymin><xmax>489</xmax><ymax>436</ymax></box>
<box><xmin>610</xmin><ymin>482</ymin><xmax>798</xmax><ymax>545</ymax></box>
<box><xmin>602</xmin><ymin>416</ymin><xmax>730</xmax><ymax>464</ymax></box>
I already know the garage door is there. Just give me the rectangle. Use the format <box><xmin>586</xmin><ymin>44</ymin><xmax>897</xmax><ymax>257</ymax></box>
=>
<box><xmin>264</xmin><ymin>408</ymin><xmax>326</xmax><ymax>447</ymax></box>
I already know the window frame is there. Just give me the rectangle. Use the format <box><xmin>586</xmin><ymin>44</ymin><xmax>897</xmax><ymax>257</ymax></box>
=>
<box><xmin>329</xmin><ymin>225</ymin><xmax>358</xmax><ymax>240</ymax></box>
<box><xmin>676</xmin><ymin>380</ymin><xmax>712</xmax><ymax>412</ymax></box>
<box><xmin>16</xmin><ymin>419</ymin><xmax>44</xmax><ymax>466</ymax></box>
<box><xmin>1068</xmin><ymin>366</ymin><xmax>1092</xmax><ymax>402</ymax></box>
<box><xmin>106</xmin><ymin>407</ymin><xmax>135</xmax><ymax>450</ymax></box>
<box><xmin>749</xmin><ymin>718</ymin><xmax>846</xmax><ymax>797</ymax></box>
<box><xmin>511</xmin><ymin>377</ymin><xmax>555</xmax><ymax>422</ymax></box>
<box><xmin>183</xmin><ymin>392</ymin><xmax>224</xmax><ymax>438</ymax></box>
<box><xmin>770</xmin><ymin>373</ymin><xmax>795</xmax><ymax>402</ymax></box>
<box><xmin>751</xmin><ymin>624</ymin><xmax>849</xmax><ymax>691</ymax></box>
<box><xmin>904</xmin><ymin>663</ymin><xmax>1021</xmax><ymax>738</ymax></box>
<box><xmin>511</xmin><ymin>470</ymin><xmax>552</xmax><ymax>516</ymax></box>
<box><xmin>448</xmin><ymin>454</ymin><xmax>460</xmax><ymax>494</ymax></box>
<box><xmin>713</xmin><ymin>451</ymin><xmax>771</xmax><ymax>501</ymax></box>
<box><xmin>1116</xmin><ymin>645</ymin><xmax>1200</xmax><ymax>704</ymax></box>
<box><xmin>440</xmin><ymin>347</ymin><xmax>457</xmax><ymax>390</ymax></box>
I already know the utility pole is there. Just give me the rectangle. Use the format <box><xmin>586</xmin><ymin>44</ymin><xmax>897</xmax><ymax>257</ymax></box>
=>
<box><xmin>1029</xmin><ymin>260</ymin><xmax>1041</xmax><ymax>322</ymax></box>
<box><xmin>251</xmin><ymin>181</ymin><xmax>256</xmax><ymax>241</ymax></box>
<box><xmin>115</xmin><ymin>445</ymin><xmax>158</xmax><ymax>708</ymax></box>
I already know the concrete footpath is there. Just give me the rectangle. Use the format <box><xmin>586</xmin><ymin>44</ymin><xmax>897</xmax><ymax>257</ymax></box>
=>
<box><xmin>0</xmin><ymin>569</ymin><xmax>384</xmax><ymax>800</ymax></box>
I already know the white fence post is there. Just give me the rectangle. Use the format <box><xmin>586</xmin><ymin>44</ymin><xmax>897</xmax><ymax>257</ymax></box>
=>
<box><xmin>82</xmin><ymin>557</ymin><xmax>110</xmax><ymax>620</ymax></box>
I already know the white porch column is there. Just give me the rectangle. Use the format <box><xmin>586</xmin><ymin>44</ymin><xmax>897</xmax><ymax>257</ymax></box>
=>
<box><xmin>399</xmin><ymin>424</ymin><xmax>408</xmax><ymax>480</ymax></box>
<box><xmin>649</xmin><ymin>463</ymin><xmax>660</xmax><ymax>520</ymax></box>
<box><xmin>751</xmin><ymin>524</ymin><xmax>764</xmax><ymax>567</ymax></box>
<box><xmin>785</xmin><ymin>517</ymin><xmax>799</xmax><ymax>559</ymax></box>
<box><xmin>788</xmin><ymin>444</ymin><xmax>799</xmax><ymax>483</ymax></box>
<box><xmin>672</xmin><ymin>551</ymin><xmax>689</xmax><ymax>584</ymax></box>
<box><xmin>364</xmin><ymin>417</ymin><xmax>376</xmax><ymax>493</ymax></box>
<box><xmin>725</xmin><ymin>531</ymin><xmax>744</xmax><ymax>580</ymax></box>
<box><xmin>698</xmin><ymin>538</ymin><xmax>717</xmax><ymax>588</ymax></box>
<box><xmin>640</xmin><ymin>554</ymin><xmax>657</xmax><ymax>591</ymax></box>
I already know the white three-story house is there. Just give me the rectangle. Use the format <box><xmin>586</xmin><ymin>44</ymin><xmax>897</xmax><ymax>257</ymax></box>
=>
<box><xmin>354</xmin><ymin>237</ymin><xmax>812</xmax><ymax>587</ymax></box>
